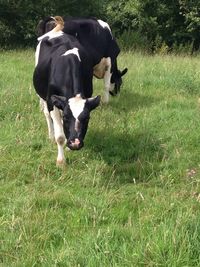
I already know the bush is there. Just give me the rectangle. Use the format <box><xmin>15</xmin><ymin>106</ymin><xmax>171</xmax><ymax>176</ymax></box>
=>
<box><xmin>0</xmin><ymin>21</ymin><xmax>15</xmax><ymax>47</ymax></box>
<box><xmin>0</xmin><ymin>0</ymin><xmax>200</xmax><ymax>53</ymax></box>
<box><xmin>117</xmin><ymin>29</ymin><xmax>149</xmax><ymax>52</ymax></box>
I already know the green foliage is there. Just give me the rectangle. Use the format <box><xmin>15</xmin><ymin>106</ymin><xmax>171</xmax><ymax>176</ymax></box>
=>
<box><xmin>106</xmin><ymin>0</ymin><xmax>139</xmax><ymax>34</ymax></box>
<box><xmin>117</xmin><ymin>29</ymin><xmax>149</xmax><ymax>52</ymax></box>
<box><xmin>0</xmin><ymin>0</ymin><xmax>106</xmax><ymax>47</ymax></box>
<box><xmin>0</xmin><ymin>1</ymin><xmax>200</xmax><ymax>51</ymax></box>
<box><xmin>106</xmin><ymin>0</ymin><xmax>200</xmax><ymax>53</ymax></box>
<box><xmin>179</xmin><ymin>0</ymin><xmax>200</xmax><ymax>51</ymax></box>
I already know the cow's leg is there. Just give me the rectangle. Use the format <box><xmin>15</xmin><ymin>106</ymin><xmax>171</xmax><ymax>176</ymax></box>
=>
<box><xmin>40</xmin><ymin>98</ymin><xmax>54</xmax><ymax>141</ymax></box>
<box><xmin>103</xmin><ymin>58</ymin><xmax>112</xmax><ymax>103</ymax></box>
<box><xmin>50</xmin><ymin>106</ymin><xmax>66</xmax><ymax>167</ymax></box>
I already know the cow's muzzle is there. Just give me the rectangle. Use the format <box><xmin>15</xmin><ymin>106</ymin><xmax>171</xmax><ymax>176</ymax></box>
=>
<box><xmin>67</xmin><ymin>138</ymin><xmax>84</xmax><ymax>150</ymax></box>
<box><xmin>109</xmin><ymin>90</ymin><xmax>116</xmax><ymax>96</ymax></box>
<box><xmin>109</xmin><ymin>84</ymin><xmax>120</xmax><ymax>96</ymax></box>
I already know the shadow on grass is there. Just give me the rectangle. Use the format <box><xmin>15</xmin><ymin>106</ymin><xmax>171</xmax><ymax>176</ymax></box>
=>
<box><xmin>86</xmin><ymin>127</ymin><xmax>166</xmax><ymax>184</ymax></box>
<box><xmin>83</xmin><ymin>90</ymin><xmax>165</xmax><ymax>184</ymax></box>
<box><xmin>107</xmin><ymin>89</ymin><xmax>161</xmax><ymax>113</ymax></box>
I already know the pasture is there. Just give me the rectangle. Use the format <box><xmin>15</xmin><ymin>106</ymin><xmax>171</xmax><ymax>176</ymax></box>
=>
<box><xmin>1</xmin><ymin>50</ymin><xmax>200</xmax><ymax>266</ymax></box>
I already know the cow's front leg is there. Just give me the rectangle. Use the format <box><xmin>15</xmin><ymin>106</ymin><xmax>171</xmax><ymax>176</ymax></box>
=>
<box><xmin>40</xmin><ymin>98</ymin><xmax>55</xmax><ymax>141</ymax></box>
<box><xmin>103</xmin><ymin>58</ymin><xmax>112</xmax><ymax>103</ymax></box>
<box><xmin>50</xmin><ymin>106</ymin><xmax>66</xmax><ymax>167</ymax></box>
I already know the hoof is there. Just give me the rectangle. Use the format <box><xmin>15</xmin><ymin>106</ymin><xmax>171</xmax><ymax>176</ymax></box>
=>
<box><xmin>56</xmin><ymin>159</ymin><xmax>66</xmax><ymax>168</ymax></box>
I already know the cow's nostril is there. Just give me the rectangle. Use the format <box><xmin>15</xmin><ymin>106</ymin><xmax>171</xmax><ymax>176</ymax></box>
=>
<box><xmin>70</xmin><ymin>138</ymin><xmax>80</xmax><ymax>146</ymax></box>
<box><xmin>74</xmin><ymin>138</ymin><xmax>80</xmax><ymax>145</ymax></box>
<box><xmin>69</xmin><ymin>138</ymin><xmax>82</xmax><ymax>150</ymax></box>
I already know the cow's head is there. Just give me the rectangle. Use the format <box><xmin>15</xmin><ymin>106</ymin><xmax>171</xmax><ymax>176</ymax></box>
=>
<box><xmin>51</xmin><ymin>94</ymin><xmax>101</xmax><ymax>150</ymax></box>
<box><xmin>110</xmin><ymin>68</ymin><xmax>128</xmax><ymax>96</ymax></box>
<box><xmin>37</xmin><ymin>16</ymin><xmax>64</xmax><ymax>36</ymax></box>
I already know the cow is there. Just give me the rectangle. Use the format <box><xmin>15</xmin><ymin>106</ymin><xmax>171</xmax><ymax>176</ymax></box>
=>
<box><xmin>33</xmin><ymin>27</ymin><xmax>101</xmax><ymax>167</ymax></box>
<box><xmin>36</xmin><ymin>16</ymin><xmax>128</xmax><ymax>103</ymax></box>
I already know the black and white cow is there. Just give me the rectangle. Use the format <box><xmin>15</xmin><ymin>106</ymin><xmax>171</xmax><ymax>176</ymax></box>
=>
<box><xmin>33</xmin><ymin>28</ymin><xmax>100</xmax><ymax>166</ymax></box>
<box><xmin>37</xmin><ymin>16</ymin><xmax>128</xmax><ymax>103</ymax></box>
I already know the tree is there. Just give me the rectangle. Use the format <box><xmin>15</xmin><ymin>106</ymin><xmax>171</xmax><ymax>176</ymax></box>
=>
<box><xmin>180</xmin><ymin>0</ymin><xmax>200</xmax><ymax>51</ymax></box>
<box><xmin>0</xmin><ymin>0</ymin><xmax>199</xmax><ymax>52</ymax></box>
<box><xmin>0</xmin><ymin>0</ymin><xmax>106</xmax><ymax>47</ymax></box>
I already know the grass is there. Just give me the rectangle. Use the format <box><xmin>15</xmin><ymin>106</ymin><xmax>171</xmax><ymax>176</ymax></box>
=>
<box><xmin>1</xmin><ymin>49</ymin><xmax>200</xmax><ymax>266</ymax></box>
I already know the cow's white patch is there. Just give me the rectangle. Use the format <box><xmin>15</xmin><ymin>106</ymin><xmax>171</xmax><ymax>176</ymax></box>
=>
<box><xmin>48</xmin><ymin>30</ymin><xmax>64</xmax><ymax>40</ymax></box>
<box><xmin>38</xmin><ymin>30</ymin><xmax>64</xmax><ymax>42</ymax></box>
<box><xmin>68</xmin><ymin>94</ymin><xmax>86</xmax><ymax>119</ymax></box>
<box><xmin>35</xmin><ymin>41</ymin><xmax>42</xmax><ymax>67</ymax></box>
<box><xmin>62</xmin><ymin>48</ymin><xmax>81</xmax><ymax>61</ymax></box>
<box><xmin>93</xmin><ymin>57</ymin><xmax>113</xmax><ymax>103</ymax></box>
<box><xmin>97</xmin><ymin>20</ymin><xmax>112</xmax><ymax>35</ymax></box>
<box><xmin>50</xmin><ymin>106</ymin><xmax>66</xmax><ymax>165</ymax></box>
<box><xmin>40</xmin><ymin>98</ymin><xmax>54</xmax><ymax>141</ymax></box>
<box><xmin>103</xmin><ymin>57</ymin><xmax>112</xmax><ymax>103</ymax></box>
<box><xmin>75</xmin><ymin>119</ymin><xmax>80</xmax><ymax>132</ymax></box>
<box><xmin>93</xmin><ymin>57</ymin><xmax>111</xmax><ymax>79</ymax></box>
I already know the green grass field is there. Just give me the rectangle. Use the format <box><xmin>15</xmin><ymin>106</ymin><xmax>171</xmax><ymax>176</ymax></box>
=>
<box><xmin>1</xmin><ymin>50</ymin><xmax>200</xmax><ymax>266</ymax></box>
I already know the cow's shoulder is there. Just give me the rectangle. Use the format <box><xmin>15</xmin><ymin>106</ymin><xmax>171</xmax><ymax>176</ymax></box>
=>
<box><xmin>63</xmin><ymin>17</ymin><xmax>108</xmax><ymax>37</ymax></box>
<box><xmin>39</xmin><ymin>31</ymin><xmax>80</xmax><ymax>53</ymax></box>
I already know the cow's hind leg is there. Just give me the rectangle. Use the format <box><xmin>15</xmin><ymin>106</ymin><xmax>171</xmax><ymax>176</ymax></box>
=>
<box><xmin>50</xmin><ymin>106</ymin><xmax>66</xmax><ymax>167</ymax></box>
<box><xmin>40</xmin><ymin>98</ymin><xmax>55</xmax><ymax>141</ymax></box>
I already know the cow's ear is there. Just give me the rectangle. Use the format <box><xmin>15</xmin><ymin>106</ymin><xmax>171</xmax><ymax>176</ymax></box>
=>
<box><xmin>87</xmin><ymin>95</ymin><xmax>101</xmax><ymax>111</ymax></box>
<box><xmin>51</xmin><ymin>95</ymin><xmax>67</xmax><ymax>110</ymax></box>
<box><xmin>121</xmin><ymin>68</ymin><xmax>128</xmax><ymax>77</ymax></box>
<box><xmin>36</xmin><ymin>20</ymin><xmax>44</xmax><ymax>37</ymax></box>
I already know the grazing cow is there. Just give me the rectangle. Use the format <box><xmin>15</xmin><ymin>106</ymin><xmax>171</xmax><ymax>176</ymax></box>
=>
<box><xmin>33</xmin><ymin>28</ymin><xmax>100</xmax><ymax>167</ymax></box>
<box><xmin>37</xmin><ymin>16</ymin><xmax>128</xmax><ymax>103</ymax></box>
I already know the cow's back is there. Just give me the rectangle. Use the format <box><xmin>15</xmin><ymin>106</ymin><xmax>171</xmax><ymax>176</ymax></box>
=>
<box><xmin>63</xmin><ymin>18</ymin><xmax>120</xmax><ymax>65</ymax></box>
